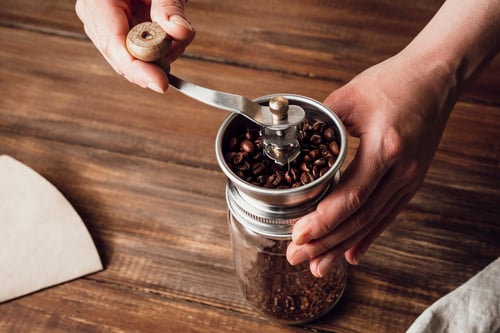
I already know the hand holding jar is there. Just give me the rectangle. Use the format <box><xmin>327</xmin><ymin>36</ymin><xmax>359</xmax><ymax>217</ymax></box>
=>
<box><xmin>287</xmin><ymin>0</ymin><xmax>500</xmax><ymax>277</ymax></box>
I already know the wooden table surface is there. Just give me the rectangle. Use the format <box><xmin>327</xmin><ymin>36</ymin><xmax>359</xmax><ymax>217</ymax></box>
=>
<box><xmin>1</xmin><ymin>1</ymin><xmax>499</xmax><ymax>332</ymax></box>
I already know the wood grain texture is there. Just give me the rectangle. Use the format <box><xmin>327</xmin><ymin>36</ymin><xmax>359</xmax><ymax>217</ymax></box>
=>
<box><xmin>0</xmin><ymin>0</ymin><xmax>499</xmax><ymax>332</ymax></box>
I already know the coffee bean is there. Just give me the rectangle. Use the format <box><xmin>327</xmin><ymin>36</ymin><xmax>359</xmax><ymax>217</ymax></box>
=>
<box><xmin>323</xmin><ymin>127</ymin><xmax>336</xmax><ymax>142</ymax></box>
<box><xmin>312</xmin><ymin>165</ymin><xmax>321</xmax><ymax>178</ymax></box>
<box><xmin>284</xmin><ymin>168</ymin><xmax>299</xmax><ymax>184</ymax></box>
<box><xmin>310</xmin><ymin>134</ymin><xmax>323</xmax><ymax>145</ymax></box>
<box><xmin>233</xmin><ymin>152</ymin><xmax>245</xmax><ymax>165</ymax></box>
<box><xmin>225</xmin><ymin>151</ymin><xmax>236</xmax><ymax>162</ymax></box>
<box><xmin>266</xmin><ymin>173</ymin><xmax>283</xmax><ymax>188</ymax></box>
<box><xmin>252</xmin><ymin>162</ymin><xmax>266</xmax><ymax>175</ymax></box>
<box><xmin>244</xmin><ymin>128</ymin><xmax>254</xmax><ymax>141</ymax></box>
<box><xmin>256</xmin><ymin>175</ymin><xmax>268</xmax><ymax>185</ymax></box>
<box><xmin>300</xmin><ymin>172</ymin><xmax>315</xmax><ymax>185</ymax></box>
<box><xmin>302</xmin><ymin>120</ymin><xmax>312</xmax><ymax>132</ymax></box>
<box><xmin>313</xmin><ymin>157</ymin><xmax>327</xmax><ymax>167</ymax></box>
<box><xmin>255</xmin><ymin>138</ymin><xmax>264</xmax><ymax>150</ymax></box>
<box><xmin>228</xmin><ymin>137</ymin><xmax>239</xmax><ymax>150</ymax></box>
<box><xmin>321</xmin><ymin>148</ymin><xmax>333</xmax><ymax>158</ymax></box>
<box><xmin>235</xmin><ymin>160</ymin><xmax>250</xmax><ymax>171</ymax></box>
<box><xmin>240</xmin><ymin>139</ymin><xmax>255</xmax><ymax>154</ymax></box>
<box><xmin>253</xmin><ymin>151</ymin><xmax>263</xmax><ymax>160</ymax></box>
<box><xmin>329</xmin><ymin>141</ymin><xmax>339</xmax><ymax>156</ymax></box>
<box><xmin>224</xmin><ymin>118</ymin><xmax>341</xmax><ymax>189</ymax></box>
<box><xmin>312</xmin><ymin>120</ymin><xmax>326</xmax><ymax>133</ymax></box>
<box><xmin>308</xmin><ymin>148</ymin><xmax>321</xmax><ymax>160</ymax></box>
<box><xmin>319</xmin><ymin>167</ymin><xmax>329</xmax><ymax>177</ymax></box>
<box><xmin>299</xmin><ymin>161</ymin><xmax>311</xmax><ymax>173</ymax></box>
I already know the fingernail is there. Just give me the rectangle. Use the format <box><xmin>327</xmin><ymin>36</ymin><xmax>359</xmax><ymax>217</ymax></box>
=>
<box><xmin>169</xmin><ymin>15</ymin><xmax>193</xmax><ymax>31</ymax></box>
<box><xmin>351</xmin><ymin>252</ymin><xmax>362</xmax><ymax>265</ymax></box>
<box><xmin>352</xmin><ymin>248</ymin><xmax>368</xmax><ymax>265</ymax></box>
<box><xmin>147</xmin><ymin>82</ymin><xmax>164</xmax><ymax>94</ymax></box>
<box><xmin>288</xmin><ymin>248</ymin><xmax>309</xmax><ymax>266</ymax></box>
<box><xmin>316</xmin><ymin>256</ymin><xmax>333</xmax><ymax>277</ymax></box>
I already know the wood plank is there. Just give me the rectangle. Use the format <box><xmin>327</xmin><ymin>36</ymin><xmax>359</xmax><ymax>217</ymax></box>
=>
<box><xmin>2</xmin><ymin>25</ymin><xmax>498</xmax><ymax>171</ymax></box>
<box><xmin>1</xmin><ymin>0</ymin><xmax>498</xmax><ymax>104</ymax></box>
<box><xmin>1</xmin><ymin>1</ymin><xmax>499</xmax><ymax>332</ymax></box>
<box><xmin>1</xmin><ymin>126</ymin><xmax>498</xmax><ymax>332</ymax></box>
<box><xmin>0</xmin><ymin>279</ymin><xmax>311</xmax><ymax>333</ymax></box>
<box><xmin>1</xmin><ymin>131</ymin><xmax>494</xmax><ymax>332</ymax></box>
<box><xmin>0</xmin><ymin>25</ymin><xmax>355</xmax><ymax>169</ymax></box>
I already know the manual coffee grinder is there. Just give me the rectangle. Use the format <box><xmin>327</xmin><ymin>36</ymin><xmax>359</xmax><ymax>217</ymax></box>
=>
<box><xmin>127</xmin><ymin>22</ymin><xmax>348</xmax><ymax>324</ymax></box>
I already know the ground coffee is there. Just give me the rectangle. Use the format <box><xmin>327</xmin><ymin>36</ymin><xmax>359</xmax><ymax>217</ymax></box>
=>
<box><xmin>237</xmin><ymin>238</ymin><xmax>347</xmax><ymax>323</ymax></box>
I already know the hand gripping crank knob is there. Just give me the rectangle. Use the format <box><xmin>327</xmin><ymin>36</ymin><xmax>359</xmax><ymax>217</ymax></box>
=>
<box><xmin>126</xmin><ymin>22</ymin><xmax>303</xmax><ymax>166</ymax></box>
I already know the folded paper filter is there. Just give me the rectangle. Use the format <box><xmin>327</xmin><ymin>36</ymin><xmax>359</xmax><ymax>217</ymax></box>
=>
<box><xmin>0</xmin><ymin>155</ymin><xmax>103</xmax><ymax>303</ymax></box>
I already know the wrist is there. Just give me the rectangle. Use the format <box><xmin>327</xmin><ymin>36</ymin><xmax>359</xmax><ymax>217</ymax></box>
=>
<box><xmin>402</xmin><ymin>0</ymin><xmax>499</xmax><ymax>93</ymax></box>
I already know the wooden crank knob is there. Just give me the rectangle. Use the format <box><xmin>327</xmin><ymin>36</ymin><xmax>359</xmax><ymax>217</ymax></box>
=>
<box><xmin>126</xmin><ymin>22</ymin><xmax>171</xmax><ymax>69</ymax></box>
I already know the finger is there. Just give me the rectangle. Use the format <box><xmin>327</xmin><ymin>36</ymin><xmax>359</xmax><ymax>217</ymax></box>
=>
<box><xmin>287</xmin><ymin>163</ymin><xmax>419</xmax><ymax>267</ymax></box>
<box><xmin>305</xmin><ymin>165</ymin><xmax>419</xmax><ymax>257</ymax></box>
<box><xmin>309</xmin><ymin>248</ymin><xmax>344</xmax><ymax>278</ymax></box>
<box><xmin>101</xmin><ymin>29</ymin><xmax>169</xmax><ymax>93</ymax></box>
<box><xmin>323</xmin><ymin>83</ymin><xmax>363</xmax><ymax>137</ymax></box>
<box><xmin>287</xmin><ymin>170</ymin><xmax>395</xmax><ymax>266</ymax></box>
<box><xmin>150</xmin><ymin>0</ymin><xmax>196</xmax><ymax>63</ymax></box>
<box><xmin>151</xmin><ymin>0</ymin><xmax>194</xmax><ymax>40</ymax></box>
<box><xmin>309</xmin><ymin>188</ymin><xmax>416</xmax><ymax>277</ymax></box>
<box><xmin>344</xmin><ymin>191</ymin><xmax>415</xmax><ymax>265</ymax></box>
<box><xmin>291</xmin><ymin>134</ymin><xmax>390</xmax><ymax>246</ymax></box>
<box><xmin>76</xmin><ymin>0</ymin><xmax>168</xmax><ymax>92</ymax></box>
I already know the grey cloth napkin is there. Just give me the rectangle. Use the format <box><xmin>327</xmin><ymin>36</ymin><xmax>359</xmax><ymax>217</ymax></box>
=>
<box><xmin>406</xmin><ymin>257</ymin><xmax>500</xmax><ymax>333</ymax></box>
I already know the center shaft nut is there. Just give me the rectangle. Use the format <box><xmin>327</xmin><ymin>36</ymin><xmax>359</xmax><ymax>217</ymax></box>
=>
<box><xmin>264</xmin><ymin>96</ymin><xmax>301</xmax><ymax>165</ymax></box>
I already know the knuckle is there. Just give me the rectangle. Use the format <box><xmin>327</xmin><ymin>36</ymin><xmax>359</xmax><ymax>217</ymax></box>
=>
<box><xmin>313</xmin><ymin>205</ymin><xmax>336</xmax><ymax>236</ymax></box>
<box><xmin>350</xmin><ymin>214</ymin><xmax>368</xmax><ymax>234</ymax></box>
<box><xmin>402</xmin><ymin>159</ymin><xmax>421</xmax><ymax>180</ymax></box>
<box><xmin>306</xmin><ymin>239</ymin><xmax>331</xmax><ymax>258</ymax></box>
<box><xmin>100</xmin><ymin>38</ymin><xmax>113</xmax><ymax>60</ymax></box>
<box><xmin>381</xmin><ymin>127</ymin><xmax>405</xmax><ymax>164</ymax></box>
<box><xmin>344</xmin><ymin>188</ymin><xmax>366</xmax><ymax>215</ymax></box>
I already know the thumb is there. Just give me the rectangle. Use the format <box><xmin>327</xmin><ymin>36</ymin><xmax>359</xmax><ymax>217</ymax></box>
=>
<box><xmin>324</xmin><ymin>84</ymin><xmax>354</xmax><ymax>121</ymax></box>
<box><xmin>323</xmin><ymin>83</ymin><xmax>364</xmax><ymax>138</ymax></box>
<box><xmin>150</xmin><ymin>0</ymin><xmax>194</xmax><ymax>41</ymax></box>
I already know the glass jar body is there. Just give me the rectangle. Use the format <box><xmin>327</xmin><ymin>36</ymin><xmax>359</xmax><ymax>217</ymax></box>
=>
<box><xmin>228</xmin><ymin>210</ymin><xmax>347</xmax><ymax>324</ymax></box>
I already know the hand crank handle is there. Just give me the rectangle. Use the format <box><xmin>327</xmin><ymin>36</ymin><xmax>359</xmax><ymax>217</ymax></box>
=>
<box><xmin>125</xmin><ymin>22</ymin><xmax>305</xmax><ymax>131</ymax></box>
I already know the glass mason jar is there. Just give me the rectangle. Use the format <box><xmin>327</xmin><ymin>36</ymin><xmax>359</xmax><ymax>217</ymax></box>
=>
<box><xmin>216</xmin><ymin>94</ymin><xmax>348</xmax><ymax>324</ymax></box>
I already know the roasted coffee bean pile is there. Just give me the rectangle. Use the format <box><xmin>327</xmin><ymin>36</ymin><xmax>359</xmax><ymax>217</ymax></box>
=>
<box><xmin>224</xmin><ymin>119</ymin><xmax>340</xmax><ymax>188</ymax></box>
<box><xmin>239</xmin><ymin>240</ymin><xmax>347</xmax><ymax>323</ymax></box>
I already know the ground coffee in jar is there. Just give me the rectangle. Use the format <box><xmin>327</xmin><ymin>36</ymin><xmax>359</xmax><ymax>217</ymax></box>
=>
<box><xmin>216</xmin><ymin>94</ymin><xmax>348</xmax><ymax>324</ymax></box>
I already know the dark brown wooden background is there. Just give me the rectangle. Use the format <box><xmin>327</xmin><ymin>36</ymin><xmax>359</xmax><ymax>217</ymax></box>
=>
<box><xmin>1</xmin><ymin>1</ymin><xmax>499</xmax><ymax>332</ymax></box>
